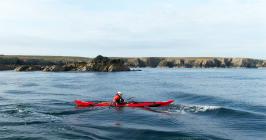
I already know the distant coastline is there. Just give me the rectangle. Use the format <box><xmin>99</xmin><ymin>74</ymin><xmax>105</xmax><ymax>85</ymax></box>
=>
<box><xmin>124</xmin><ymin>57</ymin><xmax>266</xmax><ymax>68</ymax></box>
<box><xmin>0</xmin><ymin>55</ymin><xmax>265</xmax><ymax>72</ymax></box>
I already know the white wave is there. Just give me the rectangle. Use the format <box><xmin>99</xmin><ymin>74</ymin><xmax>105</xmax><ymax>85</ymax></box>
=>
<box><xmin>190</xmin><ymin>105</ymin><xmax>221</xmax><ymax>112</ymax></box>
<box><xmin>169</xmin><ymin>104</ymin><xmax>221</xmax><ymax>113</ymax></box>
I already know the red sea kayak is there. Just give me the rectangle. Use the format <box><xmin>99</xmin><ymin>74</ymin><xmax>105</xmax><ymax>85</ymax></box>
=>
<box><xmin>75</xmin><ymin>99</ymin><xmax>174</xmax><ymax>107</ymax></box>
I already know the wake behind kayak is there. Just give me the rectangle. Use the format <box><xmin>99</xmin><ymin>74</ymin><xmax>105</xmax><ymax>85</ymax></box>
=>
<box><xmin>75</xmin><ymin>100</ymin><xmax>174</xmax><ymax>107</ymax></box>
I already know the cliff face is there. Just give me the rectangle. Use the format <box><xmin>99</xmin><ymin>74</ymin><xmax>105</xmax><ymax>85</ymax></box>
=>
<box><xmin>125</xmin><ymin>57</ymin><xmax>266</xmax><ymax>68</ymax></box>
<box><xmin>0</xmin><ymin>55</ymin><xmax>265</xmax><ymax>72</ymax></box>
<box><xmin>1</xmin><ymin>55</ymin><xmax>130</xmax><ymax>72</ymax></box>
<box><xmin>126</xmin><ymin>57</ymin><xmax>161</xmax><ymax>68</ymax></box>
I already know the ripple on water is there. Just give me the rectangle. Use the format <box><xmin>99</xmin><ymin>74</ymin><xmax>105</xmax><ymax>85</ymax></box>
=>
<box><xmin>4</xmin><ymin>90</ymin><xmax>34</xmax><ymax>95</ymax></box>
<box><xmin>21</xmin><ymin>83</ymin><xmax>39</xmax><ymax>87</ymax></box>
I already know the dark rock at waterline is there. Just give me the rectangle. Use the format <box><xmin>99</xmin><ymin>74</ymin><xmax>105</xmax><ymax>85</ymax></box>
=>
<box><xmin>15</xmin><ymin>65</ymin><xmax>42</xmax><ymax>71</ymax></box>
<box><xmin>0</xmin><ymin>64</ymin><xmax>15</xmax><ymax>71</ymax></box>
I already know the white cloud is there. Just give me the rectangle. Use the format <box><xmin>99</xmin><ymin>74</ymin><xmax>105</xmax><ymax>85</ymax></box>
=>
<box><xmin>0</xmin><ymin>0</ymin><xmax>265</xmax><ymax>58</ymax></box>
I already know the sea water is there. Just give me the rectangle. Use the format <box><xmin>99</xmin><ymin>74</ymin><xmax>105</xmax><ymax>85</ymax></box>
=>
<box><xmin>0</xmin><ymin>68</ymin><xmax>266</xmax><ymax>140</ymax></box>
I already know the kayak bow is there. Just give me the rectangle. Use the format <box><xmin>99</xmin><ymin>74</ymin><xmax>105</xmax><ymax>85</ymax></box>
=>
<box><xmin>75</xmin><ymin>99</ymin><xmax>174</xmax><ymax>107</ymax></box>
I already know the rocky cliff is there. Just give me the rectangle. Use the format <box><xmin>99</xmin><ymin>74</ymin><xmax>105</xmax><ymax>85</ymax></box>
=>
<box><xmin>125</xmin><ymin>57</ymin><xmax>266</xmax><ymax>68</ymax></box>
<box><xmin>0</xmin><ymin>55</ymin><xmax>130</xmax><ymax>72</ymax></box>
<box><xmin>0</xmin><ymin>55</ymin><xmax>265</xmax><ymax>72</ymax></box>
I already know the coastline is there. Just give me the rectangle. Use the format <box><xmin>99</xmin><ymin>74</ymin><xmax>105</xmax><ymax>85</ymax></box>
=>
<box><xmin>1</xmin><ymin>55</ymin><xmax>266</xmax><ymax>72</ymax></box>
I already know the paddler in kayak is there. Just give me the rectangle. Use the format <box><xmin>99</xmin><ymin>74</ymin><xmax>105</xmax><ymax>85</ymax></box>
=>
<box><xmin>113</xmin><ymin>91</ymin><xmax>125</xmax><ymax>105</ymax></box>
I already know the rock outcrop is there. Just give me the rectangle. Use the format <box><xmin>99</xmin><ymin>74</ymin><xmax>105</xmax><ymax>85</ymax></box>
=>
<box><xmin>87</xmin><ymin>55</ymin><xmax>130</xmax><ymax>72</ymax></box>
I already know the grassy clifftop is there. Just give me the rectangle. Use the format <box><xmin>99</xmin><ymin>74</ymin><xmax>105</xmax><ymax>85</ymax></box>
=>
<box><xmin>0</xmin><ymin>55</ymin><xmax>91</xmax><ymax>65</ymax></box>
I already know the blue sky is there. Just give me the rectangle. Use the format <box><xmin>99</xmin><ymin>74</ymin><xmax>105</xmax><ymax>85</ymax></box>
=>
<box><xmin>0</xmin><ymin>0</ymin><xmax>265</xmax><ymax>58</ymax></box>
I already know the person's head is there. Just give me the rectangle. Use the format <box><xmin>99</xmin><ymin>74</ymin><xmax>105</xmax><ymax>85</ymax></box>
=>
<box><xmin>116</xmin><ymin>91</ymin><xmax>123</xmax><ymax>96</ymax></box>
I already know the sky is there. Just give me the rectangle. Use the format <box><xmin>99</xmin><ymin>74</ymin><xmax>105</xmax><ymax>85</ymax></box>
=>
<box><xmin>0</xmin><ymin>0</ymin><xmax>265</xmax><ymax>58</ymax></box>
